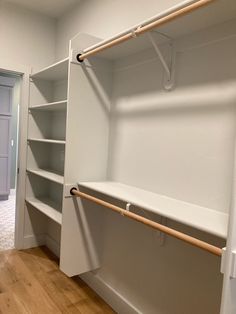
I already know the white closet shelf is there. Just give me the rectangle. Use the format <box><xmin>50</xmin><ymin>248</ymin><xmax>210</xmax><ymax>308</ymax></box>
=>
<box><xmin>30</xmin><ymin>57</ymin><xmax>69</xmax><ymax>81</ymax></box>
<box><xmin>27</xmin><ymin>168</ymin><xmax>64</xmax><ymax>185</ymax></box>
<box><xmin>78</xmin><ymin>181</ymin><xmax>228</xmax><ymax>239</ymax></box>
<box><xmin>83</xmin><ymin>0</ymin><xmax>235</xmax><ymax>60</ymax></box>
<box><xmin>29</xmin><ymin>100</ymin><xmax>67</xmax><ymax>111</ymax></box>
<box><xmin>26</xmin><ymin>197</ymin><xmax>62</xmax><ymax>225</ymax></box>
<box><xmin>28</xmin><ymin>138</ymin><xmax>65</xmax><ymax>145</ymax></box>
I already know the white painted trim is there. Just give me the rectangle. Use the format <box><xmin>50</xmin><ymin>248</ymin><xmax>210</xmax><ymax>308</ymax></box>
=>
<box><xmin>80</xmin><ymin>272</ymin><xmax>142</xmax><ymax>314</ymax></box>
<box><xmin>15</xmin><ymin>69</ymin><xmax>31</xmax><ymax>250</ymax></box>
<box><xmin>23</xmin><ymin>234</ymin><xmax>45</xmax><ymax>249</ymax></box>
<box><xmin>0</xmin><ymin>59</ymin><xmax>31</xmax><ymax>250</ymax></box>
<box><xmin>22</xmin><ymin>234</ymin><xmax>60</xmax><ymax>257</ymax></box>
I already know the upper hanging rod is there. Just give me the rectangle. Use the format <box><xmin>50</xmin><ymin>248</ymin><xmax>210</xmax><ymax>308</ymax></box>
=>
<box><xmin>70</xmin><ymin>188</ymin><xmax>222</xmax><ymax>257</ymax></box>
<box><xmin>77</xmin><ymin>0</ymin><xmax>215</xmax><ymax>62</ymax></box>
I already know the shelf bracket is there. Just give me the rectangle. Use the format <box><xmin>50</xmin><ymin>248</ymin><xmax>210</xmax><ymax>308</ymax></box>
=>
<box><xmin>221</xmin><ymin>247</ymin><xmax>236</xmax><ymax>279</ymax></box>
<box><xmin>159</xmin><ymin>217</ymin><xmax>167</xmax><ymax>246</ymax></box>
<box><xmin>120</xmin><ymin>203</ymin><xmax>132</xmax><ymax>216</ymax></box>
<box><xmin>126</xmin><ymin>203</ymin><xmax>131</xmax><ymax>211</ymax></box>
<box><xmin>147</xmin><ymin>32</ymin><xmax>175</xmax><ymax>91</ymax></box>
<box><xmin>123</xmin><ymin>204</ymin><xmax>165</xmax><ymax>246</ymax></box>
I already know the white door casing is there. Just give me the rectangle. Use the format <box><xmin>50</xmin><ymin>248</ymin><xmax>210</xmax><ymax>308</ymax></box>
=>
<box><xmin>0</xmin><ymin>83</ymin><xmax>13</xmax><ymax>200</ymax></box>
<box><xmin>0</xmin><ymin>61</ymin><xmax>30</xmax><ymax>249</ymax></box>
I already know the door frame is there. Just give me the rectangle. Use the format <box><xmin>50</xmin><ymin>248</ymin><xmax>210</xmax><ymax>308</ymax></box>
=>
<box><xmin>0</xmin><ymin>59</ymin><xmax>31</xmax><ymax>249</ymax></box>
<box><xmin>0</xmin><ymin>76</ymin><xmax>16</xmax><ymax>200</ymax></box>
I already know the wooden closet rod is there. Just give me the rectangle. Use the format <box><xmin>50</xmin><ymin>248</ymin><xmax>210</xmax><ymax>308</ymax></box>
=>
<box><xmin>77</xmin><ymin>0</ymin><xmax>215</xmax><ymax>62</ymax></box>
<box><xmin>70</xmin><ymin>188</ymin><xmax>222</xmax><ymax>257</ymax></box>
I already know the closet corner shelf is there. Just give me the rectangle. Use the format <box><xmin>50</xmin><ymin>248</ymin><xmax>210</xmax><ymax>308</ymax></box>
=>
<box><xmin>27</xmin><ymin>168</ymin><xmax>64</xmax><ymax>185</ymax></box>
<box><xmin>28</xmin><ymin>138</ymin><xmax>66</xmax><ymax>145</ymax></box>
<box><xmin>26</xmin><ymin>197</ymin><xmax>62</xmax><ymax>225</ymax></box>
<box><xmin>30</xmin><ymin>57</ymin><xmax>69</xmax><ymax>81</ymax></box>
<box><xmin>78</xmin><ymin>181</ymin><xmax>228</xmax><ymax>239</ymax></box>
<box><xmin>29</xmin><ymin>100</ymin><xmax>67</xmax><ymax>111</ymax></box>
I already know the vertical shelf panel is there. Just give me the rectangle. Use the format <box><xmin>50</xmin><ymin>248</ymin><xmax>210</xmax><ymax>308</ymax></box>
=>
<box><xmin>60</xmin><ymin>34</ymin><xmax>113</xmax><ymax>276</ymax></box>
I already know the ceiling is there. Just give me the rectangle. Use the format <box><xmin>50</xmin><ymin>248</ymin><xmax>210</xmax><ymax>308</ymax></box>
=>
<box><xmin>2</xmin><ymin>0</ymin><xmax>81</xmax><ymax>18</ymax></box>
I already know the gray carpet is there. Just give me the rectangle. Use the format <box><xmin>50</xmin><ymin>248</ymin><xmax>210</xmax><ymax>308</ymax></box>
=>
<box><xmin>0</xmin><ymin>191</ymin><xmax>15</xmax><ymax>251</ymax></box>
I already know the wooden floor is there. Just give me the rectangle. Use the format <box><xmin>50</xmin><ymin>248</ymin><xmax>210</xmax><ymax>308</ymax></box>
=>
<box><xmin>0</xmin><ymin>246</ymin><xmax>115</xmax><ymax>313</ymax></box>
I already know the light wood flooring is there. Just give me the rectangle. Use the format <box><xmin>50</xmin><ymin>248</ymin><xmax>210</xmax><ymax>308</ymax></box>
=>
<box><xmin>0</xmin><ymin>246</ymin><xmax>115</xmax><ymax>313</ymax></box>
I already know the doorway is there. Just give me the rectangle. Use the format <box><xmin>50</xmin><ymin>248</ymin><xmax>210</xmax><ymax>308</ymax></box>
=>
<box><xmin>0</xmin><ymin>73</ymin><xmax>21</xmax><ymax>251</ymax></box>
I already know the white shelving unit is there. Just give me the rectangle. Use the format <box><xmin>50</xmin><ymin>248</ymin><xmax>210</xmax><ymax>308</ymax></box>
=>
<box><xmin>23</xmin><ymin>1</ymin><xmax>236</xmax><ymax>312</ymax></box>
<box><xmin>28</xmin><ymin>138</ymin><xmax>66</xmax><ymax>144</ymax></box>
<box><xmin>30</xmin><ymin>58</ymin><xmax>69</xmax><ymax>81</ymax></box>
<box><xmin>25</xmin><ymin>56</ymin><xmax>69</xmax><ymax>256</ymax></box>
<box><xmin>79</xmin><ymin>181</ymin><xmax>228</xmax><ymax>238</ymax></box>
<box><xmin>60</xmin><ymin>3</ymin><xmax>236</xmax><ymax>312</ymax></box>
<box><xmin>26</xmin><ymin>197</ymin><xmax>62</xmax><ymax>225</ymax></box>
<box><xmin>27</xmin><ymin>168</ymin><xmax>64</xmax><ymax>185</ymax></box>
<box><xmin>29</xmin><ymin>100</ymin><xmax>67</xmax><ymax>111</ymax></box>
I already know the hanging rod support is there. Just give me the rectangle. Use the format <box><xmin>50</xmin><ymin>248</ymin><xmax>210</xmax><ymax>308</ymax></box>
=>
<box><xmin>147</xmin><ymin>32</ymin><xmax>171</xmax><ymax>80</ymax></box>
<box><xmin>126</xmin><ymin>203</ymin><xmax>131</xmax><ymax>211</ymax></box>
<box><xmin>76</xmin><ymin>0</ymin><xmax>215</xmax><ymax>62</ymax></box>
<box><xmin>221</xmin><ymin>248</ymin><xmax>236</xmax><ymax>278</ymax></box>
<box><xmin>159</xmin><ymin>216</ymin><xmax>167</xmax><ymax>246</ymax></box>
<box><xmin>70</xmin><ymin>187</ymin><xmax>222</xmax><ymax>257</ymax></box>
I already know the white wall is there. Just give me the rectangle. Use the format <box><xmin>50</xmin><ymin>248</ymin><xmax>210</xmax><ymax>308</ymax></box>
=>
<box><xmin>0</xmin><ymin>1</ymin><xmax>56</xmax><ymax>71</ymax></box>
<box><xmin>56</xmin><ymin>0</ymin><xmax>183</xmax><ymax>60</ymax></box>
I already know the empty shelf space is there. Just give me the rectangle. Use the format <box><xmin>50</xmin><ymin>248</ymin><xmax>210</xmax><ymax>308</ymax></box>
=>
<box><xmin>28</xmin><ymin>109</ymin><xmax>66</xmax><ymax>141</ymax></box>
<box><xmin>29</xmin><ymin>100</ymin><xmax>67</xmax><ymax>111</ymax></box>
<box><xmin>78</xmin><ymin>181</ymin><xmax>228</xmax><ymax>238</ymax></box>
<box><xmin>27</xmin><ymin>141</ymin><xmax>65</xmax><ymax>181</ymax></box>
<box><xmin>26</xmin><ymin>197</ymin><xmax>62</xmax><ymax>225</ymax></box>
<box><xmin>27</xmin><ymin>168</ymin><xmax>64</xmax><ymax>184</ymax></box>
<box><xmin>30</xmin><ymin>58</ymin><xmax>69</xmax><ymax>81</ymax></box>
<box><xmin>28</xmin><ymin>138</ymin><xmax>65</xmax><ymax>145</ymax></box>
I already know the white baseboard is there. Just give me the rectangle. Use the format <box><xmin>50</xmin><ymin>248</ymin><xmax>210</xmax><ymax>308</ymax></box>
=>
<box><xmin>10</xmin><ymin>189</ymin><xmax>16</xmax><ymax>195</ymax></box>
<box><xmin>45</xmin><ymin>234</ymin><xmax>60</xmax><ymax>257</ymax></box>
<box><xmin>23</xmin><ymin>234</ymin><xmax>46</xmax><ymax>249</ymax></box>
<box><xmin>80</xmin><ymin>272</ymin><xmax>141</xmax><ymax>314</ymax></box>
<box><xmin>23</xmin><ymin>234</ymin><xmax>60</xmax><ymax>258</ymax></box>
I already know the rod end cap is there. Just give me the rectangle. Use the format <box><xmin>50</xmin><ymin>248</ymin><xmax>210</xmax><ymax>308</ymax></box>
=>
<box><xmin>76</xmin><ymin>54</ymin><xmax>84</xmax><ymax>63</ymax></box>
<box><xmin>70</xmin><ymin>187</ymin><xmax>77</xmax><ymax>195</ymax></box>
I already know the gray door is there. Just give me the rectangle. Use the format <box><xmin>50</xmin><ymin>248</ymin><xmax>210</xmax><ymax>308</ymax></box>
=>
<box><xmin>0</xmin><ymin>85</ymin><xmax>13</xmax><ymax>200</ymax></box>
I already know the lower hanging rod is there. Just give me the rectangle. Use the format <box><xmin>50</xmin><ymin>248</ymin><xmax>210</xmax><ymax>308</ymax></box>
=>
<box><xmin>70</xmin><ymin>188</ymin><xmax>222</xmax><ymax>257</ymax></box>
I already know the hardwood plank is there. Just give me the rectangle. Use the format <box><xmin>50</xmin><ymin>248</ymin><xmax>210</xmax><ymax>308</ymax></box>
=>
<box><xmin>18</xmin><ymin>246</ymin><xmax>59</xmax><ymax>273</ymax></box>
<box><xmin>0</xmin><ymin>292</ymin><xmax>24</xmax><ymax>314</ymax></box>
<box><xmin>18</xmin><ymin>249</ymin><xmax>83</xmax><ymax>313</ymax></box>
<box><xmin>2</xmin><ymin>254</ymin><xmax>60</xmax><ymax>313</ymax></box>
<box><xmin>0</xmin><ymin>247</ymin><xmax>115</xmax><ymax>314</ymax></box>
<box><xmin>10</xmin><ymin>281</ymin><xmax>56</xmax><ymax>314</ymax></box>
